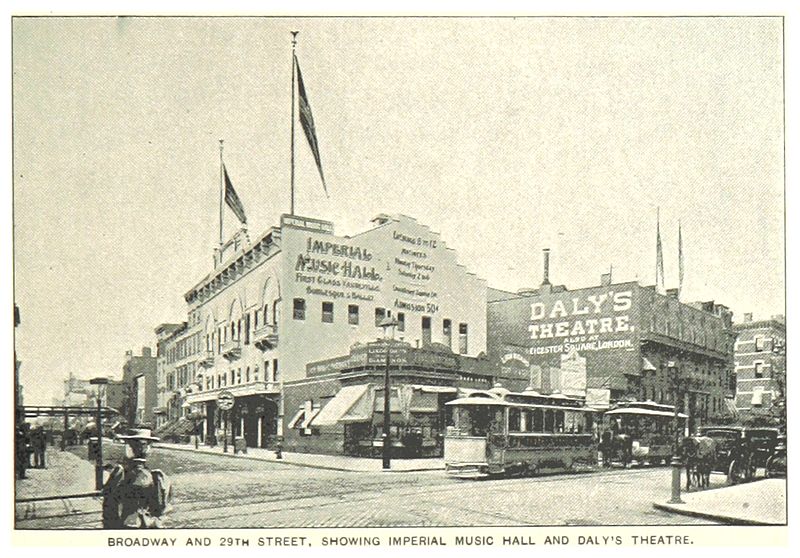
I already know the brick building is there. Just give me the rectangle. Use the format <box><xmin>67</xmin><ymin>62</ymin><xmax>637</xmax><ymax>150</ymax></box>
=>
<box><xmin>121</xmin><ymin>347</ymin><xmax>157</xmax><ymax>426</ymax></box>
<box><xmin>487</xmin><ymin>255</ymin><xmax>736</xmax><ymax>430</ymax></box>
<box><xmin>733</xmin><ymin>313</ymin><xmax>786</xmax><ymax>417</ymax></box>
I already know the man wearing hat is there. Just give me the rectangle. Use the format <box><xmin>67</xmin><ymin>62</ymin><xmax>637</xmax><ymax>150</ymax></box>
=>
<box><xmin>101</xmin><ymin>427</ymin><xmax>172</xmax><ymax>529</ymax></box>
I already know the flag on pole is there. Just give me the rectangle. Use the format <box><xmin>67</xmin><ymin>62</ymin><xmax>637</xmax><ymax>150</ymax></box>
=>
<box><xmin>678</xmin><ymin>221</ymin><xmax>684</xmax><ymax>298</ymax></box>
<box><xmin>223</xmin><ymin>164</ymin><xmax>247</xmax><ymax>225</ymax></box>
<box><xmin>294</xmin><ymin>55</ymin><xmax>327</xmax><ymax>195</ymax></box>
<box><xmin>656</xmin><ymin>209</ymin><xmax>665</xmax><ymax>294</ymax></box>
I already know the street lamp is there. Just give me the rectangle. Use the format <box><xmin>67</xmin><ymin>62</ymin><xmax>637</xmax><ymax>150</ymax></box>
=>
<box><xmin>379</xmin><ymin>316</ymin><xmax>399</xmax><ymax>470</ymax></box>
<box><xmin>89</xmin><ymin>377</ymin><xmax>109</xmax><ymax>491</ymax></box>
<box><xmin>666</xmin><ymin>361</ymin><xmax>684</xmax><ymax>504</ymax></box>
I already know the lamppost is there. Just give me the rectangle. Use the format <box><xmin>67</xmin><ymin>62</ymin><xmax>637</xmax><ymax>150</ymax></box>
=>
<box><xmin>89</xmin><ymin>377</ymin><xmax>109</xmax><ymax>491</ymax></box>
<box><xmin>379</xmin><ymin>316</ymin><xmax>399</xmax><ymax>470</ymax></box>
<box><xmin>667</xmin><ymin>361</ymin><xmax>684</xmax><ymax>504</ymax></box>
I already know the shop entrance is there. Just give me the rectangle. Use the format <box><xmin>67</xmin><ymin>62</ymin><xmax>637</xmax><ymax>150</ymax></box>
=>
<box><xmin>234</xmin><ymin>396</ymin><xmax>278</xmax><ymax>448</ymax></box>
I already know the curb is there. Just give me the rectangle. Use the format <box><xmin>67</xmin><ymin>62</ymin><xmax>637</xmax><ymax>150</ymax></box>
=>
<box><xmin>651</xmin><ymin>502</ymin><xmax>777</xmax><ymax>526</ymax></box>
<box><xmin>154</xmin><ymin>444</ymin><xmax>445</xmax><ymax>474</ymax></box>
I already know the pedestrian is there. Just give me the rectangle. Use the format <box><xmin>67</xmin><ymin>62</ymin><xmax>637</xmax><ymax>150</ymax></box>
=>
<box><xmin>32</xmin><ymin>426</ymin><xmax>47</xmax><ymax>468</ymax></box>
<box><xmin>15</xmin><ymin>424</ymin><xmax>28</xmax><ymax>480</ymax></box>
<box><xmin>102</xmin><ymin>428</ymin><xmax>172</xmax><ymax>529</ymax></box>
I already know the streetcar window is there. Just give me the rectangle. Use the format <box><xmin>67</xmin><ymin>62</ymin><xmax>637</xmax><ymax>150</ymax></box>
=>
<box><xmin>509</xmin><ymin>408</ymin><xmax>521</xmax><ymax>432</ymax></box>
<box><xmin>555</xmin><ymin>410</ymin><xmax>565</xmax><ymax>433</ymax></box>
<box><xmin>524</xmin><ymin>411</ymin><xmax>535</xmax><ymax>432</ymax></box>
<box><xmin>545</xmin><ymin>410</ymin><xmax>555</xmax><ymax>432</ymax></box>
<box><xmin>565</xmin><ymin>411</ymin><xmax>584</xmax><ymax>433</ymax></box>
<box><xmin>453</xmin><ymin>406</ymin><xmax>503</xmax><ymax>437</ymax></box>
<box><xmin>533</xmin><ymin>409</ymin><xmax>544</xmax><ymax>432</ymax></box>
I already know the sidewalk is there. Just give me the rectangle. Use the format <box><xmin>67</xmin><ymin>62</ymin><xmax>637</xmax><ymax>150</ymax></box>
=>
<box><xmin>155</xmin><ymin>442</ymin><xmax>445</xmax><ymax>473</ymax></box>
<box><xmin>15</xmin><ymin>448</ymin><xmax>102</xmax><ymax>528</ymax></box>
<box><xmin>653</xmin><ymin>478</ymin><xmax>786</xmax><ymax>525</ymax></box>
<box><xmin>15</xmin><ymin>449</ymin><xmax>97</xmax><ymax>500</ymax></box>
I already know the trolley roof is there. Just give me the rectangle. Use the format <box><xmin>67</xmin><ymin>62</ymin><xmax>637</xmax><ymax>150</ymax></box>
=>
<box><xmin>605</xmin><ymin>407</ymin><xmax>688</xmax><ymax>419</ymax></box>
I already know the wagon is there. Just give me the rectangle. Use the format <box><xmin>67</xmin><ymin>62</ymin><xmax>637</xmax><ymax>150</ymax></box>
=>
<box><xmin>697</xmin><ymin>426</ymin><xmax>779</xmax><ymax>484</ymax></box>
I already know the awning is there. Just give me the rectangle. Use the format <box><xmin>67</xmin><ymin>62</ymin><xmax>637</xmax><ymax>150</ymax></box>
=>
<box><xmin>605</xmin><ymin>408</ymin><xmax>688</xmax><ymax>419</ymax></box>
<box><xmin>300</xmin><ymin>408</ymin><xmax>321</xmax><ymax>429</ymax></box>
<box><xmin>642</xmin><ymin>358</ymin><xmax>657</xmax><ymax>371</ymax></box>
<box><xmin>411</xmin><ymin>385</ymin><xmax>458</xmax><ymax>394</ymax></box>
<box><xmin>288</xmin><ymin>409</ymin><xmax>305</xmax><ymax>429</ymax></box>
<box><xmin>313</xmin><ymin>385</ymin><xmax>372</xmax><ymax>426</ymax></box>
<box><xmin>409</xmin><ymin>390</ymin><xmax>439</xmax><ymax>412</ymax></box>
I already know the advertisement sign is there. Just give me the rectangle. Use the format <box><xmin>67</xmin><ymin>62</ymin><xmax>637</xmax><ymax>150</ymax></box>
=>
<box><xmin>527</xmin><ymin>288</ymin><xmax>638</xmax><ymax>357</ymax></box>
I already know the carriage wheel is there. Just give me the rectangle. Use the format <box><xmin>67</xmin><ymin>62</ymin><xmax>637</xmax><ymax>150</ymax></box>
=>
<box><xmin>728</xmin><ymin>459</ymin><xmax>744</xmax><ymax>485</ymax></box>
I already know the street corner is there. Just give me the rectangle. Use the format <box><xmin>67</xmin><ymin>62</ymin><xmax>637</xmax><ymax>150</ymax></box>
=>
<box><xmin>653</xmin><ymin>478</ymin><xmax>787</xmax><ymax>525</ymax></box>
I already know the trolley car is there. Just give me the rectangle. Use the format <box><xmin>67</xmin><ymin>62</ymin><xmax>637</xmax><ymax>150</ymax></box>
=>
<box><xmin>444</xmin><ymin>387</ymin><xmax>596</xmax><ymax>478</ymax></box>
<box><xmin>602</xmin><ymin>401</ymin><xmax>687</xmax><ymax>466</ymax></box>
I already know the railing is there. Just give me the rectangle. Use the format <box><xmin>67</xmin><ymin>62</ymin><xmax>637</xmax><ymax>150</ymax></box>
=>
<box><xmin>253</xmin><ymin>324</ymin><xmax>279</xmax><ymax>351</ymax></box>
<box><xmin>198</xmin><ymin>350</ymin><xmax>215</xmax><ymax>368</ymax></box>
<box><xmin>221</xmin><ymin>339</ymin><xmax>242</xmax><ymax>361</ymax></box>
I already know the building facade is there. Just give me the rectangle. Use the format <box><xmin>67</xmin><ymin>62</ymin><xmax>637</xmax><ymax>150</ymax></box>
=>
<box><xmin>182</xmin><ymin>213</ymin><xmax>487</xmax><ymax>451</ymax></box>
<box><xmin>487</xmin><ymin>269</ymin><xmax>736</xmax><ymax>430</ymax></box>
<box><xmin>733</xmin><ymin>313</ymin><xmax>786</xmax><ymax>417</ymax></box>
<box><xmin>153</xmin><ymin>322</ymin><xmax>203</xmax><ymax>436</ymax></box>
<box><xmin>121</xmin><ymin>347</ymin><xmax>157</xmax><ymax>426</ymax></box>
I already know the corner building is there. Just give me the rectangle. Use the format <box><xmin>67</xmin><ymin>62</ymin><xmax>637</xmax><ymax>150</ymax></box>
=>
<box><xmin>733</xmin><ymin>313</ymin><xmax>785</xmax><ymax>416</ymax></box>
<box><xmin>487</xmin><ymin>276</ymin><xmax>736</xmax><ymax>430</ymax></box>
<box><xmin>183</xmin><ymin>214</ymin><xmax>487</xmax><ymax>451</ymax></box>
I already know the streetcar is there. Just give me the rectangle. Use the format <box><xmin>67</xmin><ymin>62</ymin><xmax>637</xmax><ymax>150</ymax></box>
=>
<box><xmin>602</xmin><ymin>401</ymin><xmax>687</xmax><ymax>466</ymax></box>
<box><xmin>444</xmin><ymin>386</ymin><xmax>596</xmax><ymax>478</ymax></box>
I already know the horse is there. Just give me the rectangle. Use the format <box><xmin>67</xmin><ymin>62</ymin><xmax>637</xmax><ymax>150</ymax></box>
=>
<box><xmin>599</xmin><ymin>431</ymin><xmax>614</xmax><ymax>467</ymax></box>
<box><xmin>681</xmin><ymin>436</ymin><xmax>717</xmax><ymax>490</ymax></box>
<box><xmin>613</xmin><ymin>434</ymin><xmax>633</xmax><ymax>468</ymax></box>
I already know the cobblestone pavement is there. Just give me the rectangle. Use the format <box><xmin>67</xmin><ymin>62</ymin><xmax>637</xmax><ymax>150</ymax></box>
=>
<box><xmin>15</xmin><ymin>446</ymin><xmax>716</xmax><ymax>529</ymax></box>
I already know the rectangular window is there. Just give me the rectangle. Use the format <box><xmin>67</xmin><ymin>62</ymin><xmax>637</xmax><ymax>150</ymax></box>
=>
<box><xmin>754</xmin><ymin>362</ymin><xmax>764</xmax><ymax>379</ymax></box>
<box><xmin>509</xmin><ymin>408</ymin><xmax>521</xmax><ymax>432</ymax></box>
<box><xmin>348</xmin><ymin>304</ymin><xmax>359</xmax><ymax>325</ymax></box>
<box><xmin>421</xmin><ymin>316</ymin><xmax>432</xmax><ymax>346</ymax></box>
<box><xmin>246</xmin><ymin>367</ymin><xmax>250</xmax><ymax>383</ymax></box>
<box><xmin>397</xmin><ymin>312</ymin><xmax>405</xmax><ymax>332</ymax></box>
<box><xmin>293</xmin><ymin>298</ymin><xmax>306</xmax><ymax>320</ymax></box>
<box><xmin>245</xmin><ymin>313</ymin><xmax>251</xmax><ymax>344</ymax></box>
<box><xmin>443</xmin><ymin>319</ymin><xmax>452</xmax><ymax>348</ymax></box>
<box><xmin>458</xmin><ymin>323</ymin><xmax>468</xmax><ymax>354</ymax></box>
<box><xmin>322</xmin><ymin>301</ymin><xmax>334</xmax><ymax>323</ymax></box>
<box><xmin>237</xmin><ymin>369</ymin><xmax>242</xmax><ymax>384</ymax></box>
<box><xmin>264</xmin><ymin>361</ymin><xmax>270</xmax><ymax>383</ymax></box>
<box><xmin>273</xmin><ymin>359</ymin><xmax>279</xmax><ymax>382</ymax></box>
<box><xmin>375</xmin><ymin>307</ymin><xmax>386</xmax><ymax>326</ymax></box>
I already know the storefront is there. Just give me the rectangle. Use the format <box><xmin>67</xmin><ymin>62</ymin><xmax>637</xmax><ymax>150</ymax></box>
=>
<box><xmin>282</xmin><ymin>340</ymin><xmax>496</xmax><ymax>457</ymax></box>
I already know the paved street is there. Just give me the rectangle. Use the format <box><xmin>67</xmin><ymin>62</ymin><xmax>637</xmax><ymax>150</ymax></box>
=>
<box><xmin>16</xmin><ymin>446</ymin><xmax>717</xmax><ymax>529</ymax></box>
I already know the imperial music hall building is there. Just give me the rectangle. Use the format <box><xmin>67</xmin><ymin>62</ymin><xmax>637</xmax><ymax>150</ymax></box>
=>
<box><xmin>180</xmin><ymin>213</ymin><xmax>488</xmax><ymax>453</ymax></box>
<box><xmin>487</xmin><ymin>254</ymin><xmax>737</xmax><ymax>431</ymax></box>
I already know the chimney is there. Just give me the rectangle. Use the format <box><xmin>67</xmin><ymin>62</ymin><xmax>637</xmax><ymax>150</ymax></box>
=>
<box><xmin>541</xmin><ymin>248</ymin><xmax>551</xmax><ymax>286</ymax></box>
<box><xmin>666</xmin><ymin>288</ymin><xmax>679</xmax><ymax>299</ymax></box>
<box><xmin>601</xmin><ymin>273</ymin><xmax>612</xmax><ymax>287</ymax></box>
<box><xmin>743</xmin><ymin>313</ymin><xmax>753</xmax><ymax>323</ymax></box>
<box><xmin>125</xmin><ymin>350</ymin><xmax>133</xmax><ymax>361</ymax></box>
<box><xmin>142</xmin><ymin>347</ymin><xmax>152</xmax><ymax>358</ymax></box>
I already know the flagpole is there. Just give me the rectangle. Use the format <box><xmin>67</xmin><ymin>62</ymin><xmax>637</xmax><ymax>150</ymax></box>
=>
<box><xmin>656</xmin><ymin>207</ymin><xmax>660</xmax><ymax>292</ymax></box>
<box><xmin>678</xmin><ymin>220</ymin><xmax>684</xmax><ymax>300</ymax></box>
<box><xmin>290</xmin><ymin>31</ymin><xmax>299</xmax><ymax>216</ymax></box>
<box><xmin>219</xmin><ymin>139</ymin><xmax>224</xmax><ymax>248</ymax></box>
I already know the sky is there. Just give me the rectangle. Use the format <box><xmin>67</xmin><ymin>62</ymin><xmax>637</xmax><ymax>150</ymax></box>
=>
<box><xmin>11</xmin><ymin>16</ymin><xmax>784</xmax><ymax>405</ymax></box>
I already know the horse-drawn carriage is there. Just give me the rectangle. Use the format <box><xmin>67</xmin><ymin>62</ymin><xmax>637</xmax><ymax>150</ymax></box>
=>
<box><xmin>696</xmin><ymin>426</ymin><xmax>780</xmax><ymax>484</ymax></box>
